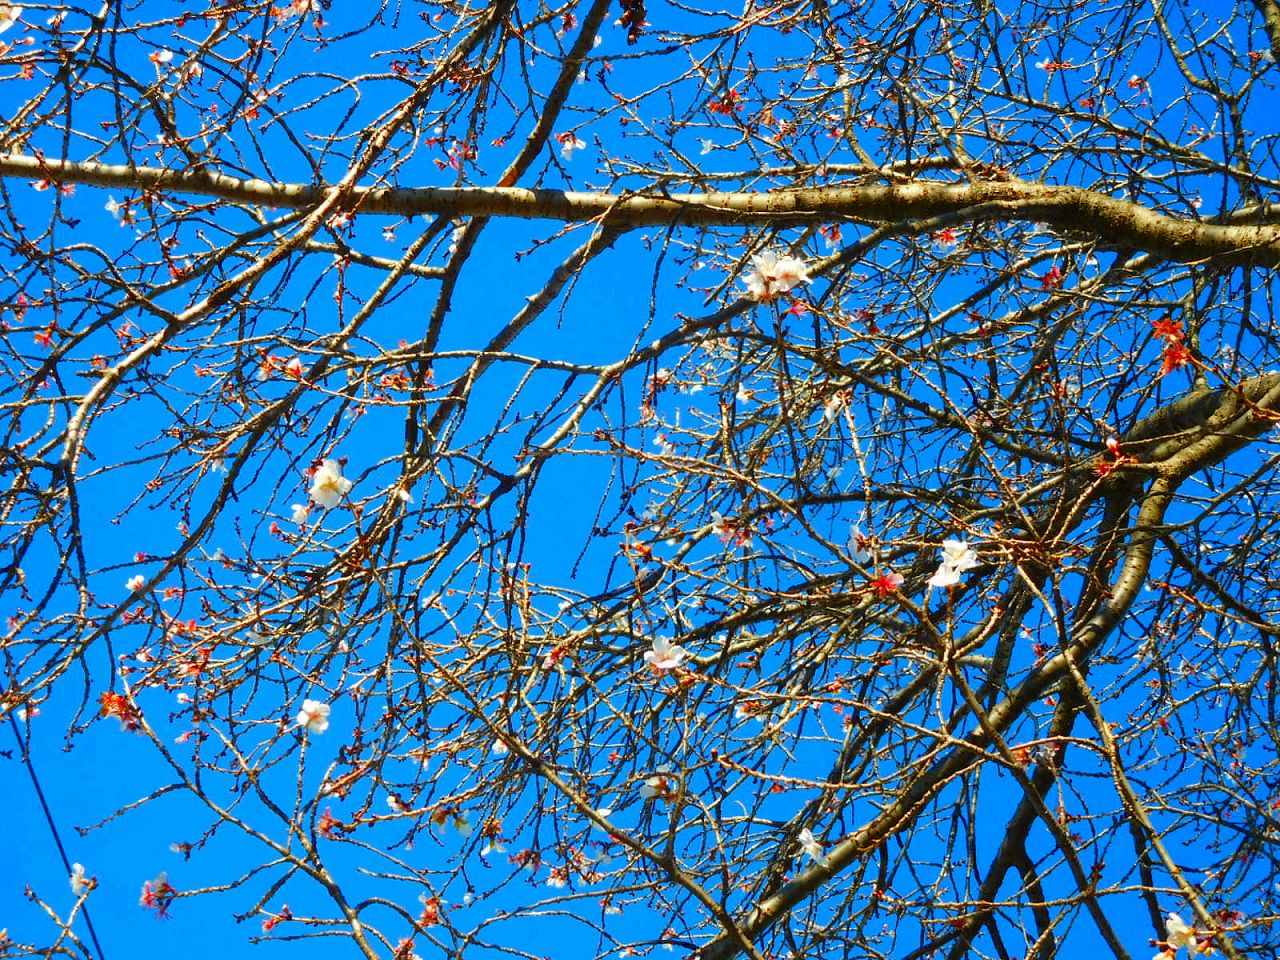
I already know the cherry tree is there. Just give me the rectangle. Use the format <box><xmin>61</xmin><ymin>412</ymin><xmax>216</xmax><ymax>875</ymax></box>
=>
<box><xmin>2</xmin><ymin>1</ymin><xmax>1279</xmax><ymax>959</ymax></box>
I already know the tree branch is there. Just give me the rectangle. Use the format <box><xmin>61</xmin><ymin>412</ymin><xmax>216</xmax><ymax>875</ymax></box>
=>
<box><xmin>1252</xmin><ymin>0</ymin><xmax>1280</xmax><ymax>62</ymax></box>
<box><xmin>5</xmin><ymin>153</ymin><xmax>1280</xmax><ymax>266</ymax></box>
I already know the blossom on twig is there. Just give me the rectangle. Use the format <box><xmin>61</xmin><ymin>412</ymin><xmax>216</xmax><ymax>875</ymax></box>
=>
<box><xmin>644</xmin><ymin>635</ymin><xmax>686</xmax><ymax>671</ymax></box>
<box><xmin>797</xmin><ymin>828</ymin><xmax>829</xmax><ymax>866</ymax></box>
<box><xmin>640</xmin><ymin>765</ymin><xmax>674</xmax><ymax>801</ymax></box>
<box><xmin>308</xmin><ymin>458</ymin><xmax>352</xmax><ymax>508</ymax></box>
<box><xmin>139</xmin><ymin>872</ymin><xmax>177</xmax><ymax>918</ymax></box>
<box><xmin>297</xmin><ymin>698</ymin><xmax>331</xmax><ymax>735</ymax></box>
<box><xmin>928</xmin><ymin>538</ymin><xmax>978</xmax><ymax>589</ymax></box>
<box><xmin>70</xmin><ymin>863</ymin><xmax>94</xmax><ymax>897</ymax></box>
<box><xmin>1153</xmin><ymin>912</ymin><xmax>1206</xmax><ymax>960</ymax></box>
<box><xmin>742</xmin><ymin>251</ymin><xmax>810</xmax><ymax>303</ymax></box>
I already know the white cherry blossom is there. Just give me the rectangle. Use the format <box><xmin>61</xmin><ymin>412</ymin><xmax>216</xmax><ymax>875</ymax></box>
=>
<box><xmin>296</xmin><ymin>698</ymin><xmax>330</xmax><ymax>735</ymax></box>
<box><xmin>644</xmin><ymin>635</ymin><xmax>687</xmax><ymax>671</ymax></box>
<box><xmin>70</xmin><ymin>863</ymin><xmax>91</xmax><ymax>896</ymax></box>
<box><xmin>308</xmin><ymin>458</ymin><xmax>352</xmax><ymax>508</ymax></box>
<box><xmin>640</xmin><ymin>765</ymin><xmax>673</xmax><ymax>800</ymax></box>
<box><xmin>940</xmin><ymin>538</ymin><xmax>978</xmax><ymax>572</ymax></box>
<box><xmin>742</xmin><ymin>251</ymin><xmax>811</xmax><ymax>302</ymax></box>
<box><xmin>797</xmin><ymin>828</ymin><xmax>828</xmax><ymax>866</ymax></box>
<box><xmin>558</xmin><ymin>132</ymin><xmax>586</xmax><ymax>159</ymax></box>
<box><xmin>928</xmin><ymin>537</ymin><xmax>979</xmax><ymax>589</ymax></box>
<box><xmin>1157</xmin><ymin>913</ymin><xmax>1202</xmax><ymax>958</ymax></box>
<box><xmin>847</xmin><ymin>526</ymin><xmax>872</xmax><ymax>565</ymax></box>
<box><xmin>927</xmin><ymin>564</ymin><xmax>962</xmax><ymax>589</ymax></box>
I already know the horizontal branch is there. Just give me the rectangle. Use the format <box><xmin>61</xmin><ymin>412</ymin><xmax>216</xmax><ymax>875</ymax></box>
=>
<box><xmin>4</xmin><ymin>153</ymin><xmax>1280</xmax><ymax>266</ymax></box>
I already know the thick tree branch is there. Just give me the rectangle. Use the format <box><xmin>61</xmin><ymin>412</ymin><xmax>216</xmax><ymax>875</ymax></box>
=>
<box><xmin>1252</xmin><ymin>0</ymin><xmax>1280</xmax><ymax>62</ymax></box>
<box><xmin>5</xmin><ymin>153</ymin><xmax>1280</xmax><ymax>266</ymax></box>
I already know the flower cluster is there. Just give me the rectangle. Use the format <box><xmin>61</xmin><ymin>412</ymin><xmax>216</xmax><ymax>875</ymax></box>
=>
<box><xmin>707</xmin><ymin>88</ymin><xmax>743</xmax><ymax>115</ymax></box>
<box><xmin>100</xmin><ymin>691</ymin><xmax>143</xmax><ymax>732</ymax></box>
<box><xmin>257</xmin><ymin>354</ymin><xmax>304</xmax><ymax>381</ymax></box>
<box><xmin>139</xmin><ymin>872</ymin><xmax>177</xmax><ymax>918</ymax></box>
<box><xmin>317</xmin><ymin>808</ymin><xmax>348</xmax><ymax>838</ymax></box>
<box><xmin>711</xmin><ymin>511</ymin><xmax>754</xmax><ymax>550</ymax></box>
<box><xmin>742</xmin><ymin>252</ymin><xmax>811</xmax><ymax>303</ymax></box>
<box><xmin>927</xmin><ymin>538</ymin><xmax>978</xmax><ymax>589</ymax></box>
<box><xmin>1152</xmin><ymin>315</ymin><xmax>1191</xmax><ymax>376</ymax></box>
<box><xmin>261</xmin><ymin>905</ymin><xmax>292</xmax><ymax>933</ymax></box>
<box><xmin>1094</xmin><ymin>435</ymin><xmax>1138</xmax><ymax>477</ymax></box>
<box><xmin>271</xmin><ymin>0</ymin><xmax>314</xmax><ymax>20</ymax></box>
<box><xmin>430</xmin><ymin>805</ymin><xmax>472</xmax><ymax>836</ymax></box>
